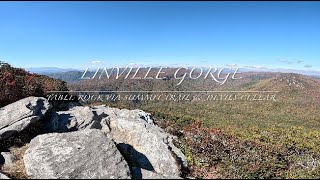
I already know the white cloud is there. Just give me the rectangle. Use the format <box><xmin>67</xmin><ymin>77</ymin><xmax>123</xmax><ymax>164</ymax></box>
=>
<box><xmin>279</xmin><ymin>59</ymin><xmax>292</xmax><ymax>64</ymax></box>
<box><xmin>297</xmin><ymin>60</ymin><xmax>304</xmax><ymax>64</ymax></box>
<box><xmin>279</xmin><ymin>58</ymin><xmax>304</xmax><ymax>65</ymax></box>
<box><xmin>245</xmin><ymin>65</ymin><xmax>268</xmax><ymax>69</ymax></box>
<box><xmin>225</xmin><ymin>63</ymin><xmax>239</xmax><ymax>68</ymax></box>
<box><xmin>91</xmin><ymin>60</ymin><xmax>102</xmax><ymax>64</ymax></box>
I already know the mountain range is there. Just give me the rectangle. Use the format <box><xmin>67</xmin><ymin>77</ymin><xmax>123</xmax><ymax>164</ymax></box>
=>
<box><xmin>25</xmin><ymin>66</ymin><xmax>320</xmax><ymax>76</ymax></box>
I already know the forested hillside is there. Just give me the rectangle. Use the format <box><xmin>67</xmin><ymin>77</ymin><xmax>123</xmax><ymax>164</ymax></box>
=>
<box><xmin>0</xmin><ymin>62</ymin><xmax>68</xmax><ymax>107</ymax></box>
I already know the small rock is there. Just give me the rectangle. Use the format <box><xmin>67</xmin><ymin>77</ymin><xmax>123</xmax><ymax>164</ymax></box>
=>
<box><xmin>0</xmin><ymin>173</ymin><xmax>9</xmax><ymax>179</ymax></box>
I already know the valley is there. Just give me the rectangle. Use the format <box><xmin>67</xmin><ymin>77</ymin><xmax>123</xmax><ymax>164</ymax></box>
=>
<box><xmin>46</xmin><ymin>69</ymin><xmax>320</xmax><ymax>178</ymax></box>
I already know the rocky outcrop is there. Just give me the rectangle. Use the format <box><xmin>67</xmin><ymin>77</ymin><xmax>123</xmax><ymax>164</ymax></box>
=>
<box><xmin>106</xmin><ymin>117</ymin><xmax>184</xmax><ymax>177</ymax></box>
<box><xmin>44</xmin><ymin>105</ymin><xmax>152</xmax><ymax>133</ymax></box>
<box><xmin>24</xmin><ymin>129</ymin><xmax>131</xmax><ymax>179</ymax></box>
<box><xmin>44</xmin><ymin>105</ymin><xmax>187</xmax><ymax>178</ymax></box>
<box><xmin>0</xmin><ymin>97</ymin><xmax>51</xmax><ymax>141</ymax></box>
<box><xmin>0</xmin><ymin>173</ymin><xmax>10</xmax><ymax>179</ymax></box>
<box><xmin>1</xmin><ymin>98</ymin><xmax>187</xmax><ymax>179</ymax></box>
<box><xmin>96</xmin><ymin>106</ymin><xmax>187</xmax><ymax>178</ymax></box>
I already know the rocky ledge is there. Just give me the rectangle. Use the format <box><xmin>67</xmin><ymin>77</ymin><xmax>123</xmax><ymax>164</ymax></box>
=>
<box><xmin>0</xmin><ymin>97</ymin><xmax>187</xmax><ymax>179</ymax></box>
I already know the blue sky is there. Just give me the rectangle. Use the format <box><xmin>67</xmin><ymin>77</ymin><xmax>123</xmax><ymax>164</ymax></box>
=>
<box><xmin>0</xmin><ymin>2</ymin><xmax>320</xmax><ymax>71</ymax></box>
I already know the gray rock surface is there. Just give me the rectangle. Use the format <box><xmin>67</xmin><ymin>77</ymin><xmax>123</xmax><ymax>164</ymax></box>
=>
<box><xmin>45</xmin><ymin>106</ymin><xmax>107</xmax><ymax>132</ymax></box>
<box><xmin>44</xmin><ymin>104</ymin><xmax>187</xmax><ymax>178</ymax></box>
<box><xmin>131</xmin><ymin>167</ymin><xmax>182</xmax><ymax>179</ymax></box>
<box><xmin>0</xmin><ymin>97</ymin><xmax>51</xmax><ymax>141</ymax></box>
<box><xmin>107</xmin><ymin>117</ymin><xmax>182</xmax><ymax>177</ymax></box>
<box><xmin>0</xmin><ymin>152</ymin><xmax>16</xmax><ymax>166</ymax></box>
<box><xmin>24</xmin><ymin>129</ymin><xmax>131</xmax><ymax>179</ymax></box>
<box><xmin>96</xmin><ymin>106</ymin><xmax>187</xmax><ymax>177</ymax></box>
<box><xmin>0</xmin><ymin>173</ymin><xmax>9</xmax><ymax>179</ymax></box>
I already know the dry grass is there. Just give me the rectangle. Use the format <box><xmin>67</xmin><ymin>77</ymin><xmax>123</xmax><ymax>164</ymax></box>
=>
<box><xmin>191</xmin><ymin>165</ymin><xmax>222</xmax><ymax>179</ymax></box>
<box><xmin>1</xmin><ymin>144</ymin><xmax>29</xmax><ymax>179</ymax></box>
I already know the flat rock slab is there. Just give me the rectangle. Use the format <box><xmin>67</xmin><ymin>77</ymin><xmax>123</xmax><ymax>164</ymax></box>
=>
<box><xmin>0</xmin><ymin>97</ymin><xmax>51</xmax><ymax>141</ymax></box>
<box><xmin>24</xmin><ymin>129</ymin><xmax>131</xmax><ymax>179</ymax></box>
<box><xmin>45</xmin><ymin>106</ymin><xmax>108</xmax><ymax>133</ymax></box>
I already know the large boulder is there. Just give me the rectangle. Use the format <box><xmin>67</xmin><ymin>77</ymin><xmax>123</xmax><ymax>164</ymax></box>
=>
<box><xmin>24</xmin><ymin>129</ymin><xmax>131</xmax><ymax>179</ymax></box>
<box><xmin>106</xmin><ymin>117</ymin><xmax>183</xmax><ymax>177</ymax></box>
<box><xmin>96</xmin><ymin>106</ymin><xmax>187</xmax><ymax>178</ymax></box>
<box><xmin>0</xmin><ymin>97</ymin><xmax>51</xmax><ymax>141</ymax></box>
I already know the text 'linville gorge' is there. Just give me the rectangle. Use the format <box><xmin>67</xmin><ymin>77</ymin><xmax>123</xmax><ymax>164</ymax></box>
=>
<box><xmin>80</xmin><ymin>66</ymin><xmax>243</xmax><ymax>86</ymax></box>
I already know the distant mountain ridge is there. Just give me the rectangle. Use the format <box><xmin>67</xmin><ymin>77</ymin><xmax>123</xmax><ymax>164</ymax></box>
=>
<box><xmin>25</xmin><ymin>67</ymin><xmax>77</xmax><ymax>74</ymax></box>
<box><xmin>28</xmin><ymin>66</ymin><xmax>320</xmax><ymax>78</ymax></box>
<box><xmin>39</xmin><ymin>67</ymin><xmax>320</xmax><ymax>84</ymax></box>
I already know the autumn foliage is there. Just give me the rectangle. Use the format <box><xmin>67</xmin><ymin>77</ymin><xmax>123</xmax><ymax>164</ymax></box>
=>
<box><xmin>0</xmin><ymin>62</ymin><xmax>68</xmax><ymax>107</ymax></box>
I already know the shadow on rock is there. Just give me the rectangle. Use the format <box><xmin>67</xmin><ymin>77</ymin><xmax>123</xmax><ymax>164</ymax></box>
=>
<box><xmin>44</xmin><ymin>112</ymin><xmax>76</xmax><ymax>133</ymax></box>
<box><xmin>116</xmin><ymin>143</ymin><xmax>155</xmax><ymax>179</ymax></box>
<box><xmin>0</xmin><ymin>153</ymin><xmax>4</xmax><ymax>165</ymax></box>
